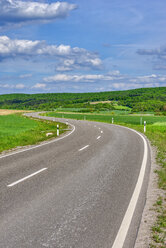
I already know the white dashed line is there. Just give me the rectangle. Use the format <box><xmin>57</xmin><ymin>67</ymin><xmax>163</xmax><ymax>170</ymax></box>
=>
<box><xmin>7</xmin><ymin>168</ymin><xmax>48</xmax><ymax>187</ymax></box>
<box><xmin>101</xmin><ymin>131</ymin><xmax>103</xmax><ymax>133</ymax></box>
<box><xmin>97</xmin><ymin>136</ymin><xmax>101</xmax><ymax>140</ymax></box>
<box><xmin>79</xmin><ymin>145</ymin><xmax>89</xmax><ymax>151</ymax></box>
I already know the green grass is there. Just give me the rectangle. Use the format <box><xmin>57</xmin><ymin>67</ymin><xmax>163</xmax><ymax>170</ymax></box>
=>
<box><xmin>0</xmin><ymin>114</ymin><xmax>67</xmax><ymax>153</ymax></box>
<box><xmin>56</xmin><ymin>107</ymin><xmax>87</xmax><ymax>112</ymax></box>
<box><xmin>58</xmin><ymin>109</ymin><xmax>131</xmax><ymax>115</ymax></box>
<box><xmin>151</xmin><ymin>196</ymin><xmax>166</xmax><ymax>247</ymax></box>
<box><xmin>113</xmin><ymin>104</ymin><xmax>131</xmax><ymax>110</ymax></box>
<box><xmin>46</xmin><ymin>112</ymin><xmax>166</xmax><ymax>125</ymax></box>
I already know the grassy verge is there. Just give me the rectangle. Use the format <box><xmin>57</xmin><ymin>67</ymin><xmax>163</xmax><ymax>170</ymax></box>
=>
<box><xmin>46</xmin><ymin>111</ymin><xmax>166</xmax><ymax>246</ymax></box>
<box><xmin>0</xmin><ymin>114</ymin><xmax>67</xmax><ymax>153</ymax></box>
<box><xmin>46</xmin><ymin>112</ymin><xmax>166</xmax><ymax>124</ymax></box>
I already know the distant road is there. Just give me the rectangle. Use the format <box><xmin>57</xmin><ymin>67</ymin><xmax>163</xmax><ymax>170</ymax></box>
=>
<box><xmin>0</xmin><ymin>113</ymin><xmax>150</xmax><ymax>248</ymax></box>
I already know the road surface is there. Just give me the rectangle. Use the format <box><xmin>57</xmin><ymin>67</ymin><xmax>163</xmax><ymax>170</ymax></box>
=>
<box><xmin>0</xmin><ymin>113</ymin><xmax>150</xmax><ymax>248</ymax></box>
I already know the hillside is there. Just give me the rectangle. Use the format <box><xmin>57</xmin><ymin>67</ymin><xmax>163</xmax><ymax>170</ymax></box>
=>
<box><xmin>0</xmin><ymin>87</ymin><xmax>165</xmax><ymax>113</ymax></box>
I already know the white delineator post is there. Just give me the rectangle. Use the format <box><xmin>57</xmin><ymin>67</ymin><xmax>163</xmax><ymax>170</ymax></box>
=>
<box><xmin>57</xmin><ymin>124</ymin><xmax>59</xmax><ymax>136</ymax></box>
<box><xmin>112</xmin><ymin>117</ymin><xmax>114</xmax><ymax>124</ymax></box>
<box><xmin>144</xmin><ymin>121</ymin><xmax>146</xmax><ymax>133</ymax></box>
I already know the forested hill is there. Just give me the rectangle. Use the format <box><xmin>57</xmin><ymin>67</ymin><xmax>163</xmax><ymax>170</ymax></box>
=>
<box><xmin>0</xmin><ymin>87</ymin><xmax>166</xmax><ymax>112</ymax></box>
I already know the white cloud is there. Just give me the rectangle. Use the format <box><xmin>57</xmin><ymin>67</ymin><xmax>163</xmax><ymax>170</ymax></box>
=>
<box><xmin>0</xmin><ymin>36</ymin><xmax>71</xmax><ymax>57</ymax></box>
<box><xmin>15</xmin><ymin>83</ymin><xmax>25</xmax><ymax>89</ymax></box>
<box><xmin>32</xmin><ymin>83</ymin><xmax>46</xmax><ymax>88</ymax></box>
<box><xmin>19</xmin><ymin>73</ymin><xmax>32</xmax><ymax>78</ymax></box>
<box><xmin>0</xmin><ymin>36</ymin><xmax>102</xmax><ymax>71</ymax></box>
<box><xmin>0</xmin><ymin>0</ymin><xmax>76</xmax><ymax>27</ymax></box>
<box><xmin>43</xmin><ymin>72</ymin><xmax>166</xmax><ymax>89</ymax></box>
<box><xmin>1</xmin><ymin>83</ymin><xmax>25</xmax><ymax>89</ymax></box>
<box><xmin>130</xmin><ymin>74</ymin><xmax>160</xmax><ymax>83</ymax></box>
<box><xmin>44</xmin><ymin>73</ymin><xmax>115</xmax><ymax>83</ymax></box>
<box><xmin>107</xmin><ymin>70</ymin><xmax>121</xmax><ymax>76</ymax></box>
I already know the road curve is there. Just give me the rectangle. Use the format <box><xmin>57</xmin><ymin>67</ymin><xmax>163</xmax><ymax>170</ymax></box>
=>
<box><xmin>0</xmin><ymin>113</ymin><xmax>150</xmax><ymax>248</ymax></box>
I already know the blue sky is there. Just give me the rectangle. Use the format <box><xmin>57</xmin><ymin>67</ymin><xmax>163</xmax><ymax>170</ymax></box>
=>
<box><xmin>0</xmin><ymin>0</ymin><xmax>166</xmax><ymax>94</ymax></box>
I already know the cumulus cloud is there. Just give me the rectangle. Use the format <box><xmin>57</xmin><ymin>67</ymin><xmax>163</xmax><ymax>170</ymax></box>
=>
<box><xmin>0</xmin><ymin>36</ymin><xmax>102</xmax><ymax>71</ymax></box>
<box><xmin>130</xmin><ymin>74</ymin><xmax>157</xmax><ymax>83</ymax></box>
<box><xmin>0</xmin><ymin>0</ymin><xmax>76</xmax><ymax>27</ymax></box>
<box><xmin>55</xmin><ymin>57</ymin><xmax>102</xmax><ymax>71</ymax></box>
<box><xmin>107</xmin><ymin>70</ymin><xmax>121</xmax><ymax>76</ymax></box>
<box><xmin>1</xmin><ymin>83</ymin><xmax>25</xmax><ymax>89</ymax></box>
<box><xmin>43</xmin><ymin>74</ymin><xmax>114</xmax><ymax>83</ymax></box>
<box><xmin>129</xmin><ymin>74</ymin><xmax>166</xmax><ymax>84</ymax></box>
<box><xmin>0</xmin><ymin>36</ymin><xmax>71</xmax><ymax>57</ymax></box>
<box><xmin>43</xmin><ymin>72</ymin><xmax>166</xmax><ymax>88</ymax></box>
<box><xmin>32</xmin><ymin>83</ymin><xmax>46</xmax><ymax>88</ymax></box>
<box><xmin>19</xmin><ymin>73</ymin><xmax>32</xmax><ymax>78</ymax></box>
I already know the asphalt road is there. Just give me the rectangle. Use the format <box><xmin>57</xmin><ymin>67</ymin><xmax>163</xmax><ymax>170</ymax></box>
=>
<box><xmin>0</xmin><ymin>113</ymin><xmax>150</xmax><ymax>248</ymax></box>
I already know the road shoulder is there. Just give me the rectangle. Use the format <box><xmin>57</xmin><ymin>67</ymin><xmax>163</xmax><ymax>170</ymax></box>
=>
<box><xmin>134</xmin><ymin>145</ymin><xmax>165</xmax><ymax>247</ymax></box>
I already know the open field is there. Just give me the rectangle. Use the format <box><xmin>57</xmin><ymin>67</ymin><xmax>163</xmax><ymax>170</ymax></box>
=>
<box><xmin>46</xmin><ymin>112</ymin><xmax>166</xmax><ymax>125</ymax></box>
<box><xmin>90</xmin><ymin>100</ymin><xmax>112</xmax><ymax>104</ymax></box>
<box><xmin>0</xmin><ymin>109</ymin><xmax>31</xmax><ymax>115</ymax></box>
<box><xmin>0</xmin><ymin>114</ymin><xmax>67</xmax><ymax>153</ymax></box>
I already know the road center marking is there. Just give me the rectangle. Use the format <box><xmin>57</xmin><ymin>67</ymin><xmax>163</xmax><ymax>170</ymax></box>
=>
<box><xmin>101</xmin><ymin>130</ymin><xmax>103</xmax><ymax>133</ymax></box>
<box><xmin>97</xmin><ymin>136</ymin><xmax>101</xmax><ymax>140</ymax></box>
<box><xmin>7</xmin><ymin>168</ymin><xmax>47</xmax><ymax>187</ymax></box>
<box><xmin>79</xmin><ymin>145</ymin><xmax>89</xmax><ymax>151</ymax></box>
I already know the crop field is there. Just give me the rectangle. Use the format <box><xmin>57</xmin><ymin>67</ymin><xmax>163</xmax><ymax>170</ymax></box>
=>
<box><xmin>47</xmin><ymin>112</ymin><xmax>166</xmax><ymax>125</ymax></box>
<box><xmin>0</xmin><ymin>114</ymin><xmax>67</xmax><ymax>153</ymax></box>
<box><xmin>0</xmin><ymin>109</ymin><xmax>30</xmax><ymax>115</ymax></box>
<box><xmin>57</xmin><ymin>108</ymin><xmax>131</xmax><ymax>115</ymax></box>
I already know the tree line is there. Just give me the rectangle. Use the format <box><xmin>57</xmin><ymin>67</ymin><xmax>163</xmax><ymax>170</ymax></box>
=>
<box><xmin>0</xmin><ymin>87</ymin><xmax>165</xmax><ymax>113</ymax></box>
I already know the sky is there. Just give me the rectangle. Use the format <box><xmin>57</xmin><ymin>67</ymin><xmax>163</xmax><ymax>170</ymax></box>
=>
<box><xmin>0</xmin><ymin>0</ymin><xmax>166</xmax><ymax>94</ymax></box>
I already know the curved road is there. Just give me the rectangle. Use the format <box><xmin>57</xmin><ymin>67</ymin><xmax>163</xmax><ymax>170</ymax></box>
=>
<box><xmin>0</xmin><ymin>113</ymin><xmax>150</xmax><ymax>248</ymax></box>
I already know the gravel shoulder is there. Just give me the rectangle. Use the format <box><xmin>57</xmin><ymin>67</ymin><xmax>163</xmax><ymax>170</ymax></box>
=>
<box><xmin>135</xmin><ymin>144</ymin><xmax>165</xmax><ymax>247</ymax></box>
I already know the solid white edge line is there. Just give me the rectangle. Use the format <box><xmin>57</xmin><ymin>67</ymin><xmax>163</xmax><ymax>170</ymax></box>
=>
<box><xmin>111</xmin><ymin>126</ymin><xmax>148</xmax><ymax>248</ymax></box>
<box><xmin>97</xmin><ymin>136</ymin><xmax>101</xmax><ymax>140</ymax></box>
<box><xmin>79</xmin><ymin>145</ymin><xmax>89</xmax><ymax>151</ymax></box>
<box><xmin>7</xmin><ymin>168</ymin><xmax>47</xmax><ymax>187</ymax></box>
<box><xmin>0</xmin><ymin>122</ymin><xmax>75</xmax><ymax>159</ymax></box>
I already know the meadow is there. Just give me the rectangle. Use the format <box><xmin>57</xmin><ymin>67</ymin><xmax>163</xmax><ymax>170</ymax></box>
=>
<box><xmin>0</xmin><ymin>114</ymin><xmax>67</xmax><ymax>153</ymax></box>
<box><xmin>46</xmin><ymin>112</ymin><xmax>166</xmax><ymax>125</ymax></box>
